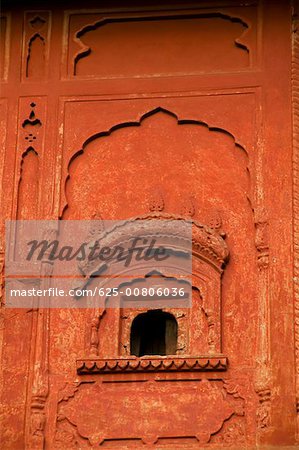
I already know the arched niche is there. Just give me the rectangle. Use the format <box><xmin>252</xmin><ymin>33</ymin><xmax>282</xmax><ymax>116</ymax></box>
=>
<box><xmin>76</xmin><ymin>212</ymin><xmax>230</xmax><ymax>374</ymax></box>
<box><xmin>61</xmin><ymin>107</ymin><xmax>251</xmax><ymax>222</ymax></box>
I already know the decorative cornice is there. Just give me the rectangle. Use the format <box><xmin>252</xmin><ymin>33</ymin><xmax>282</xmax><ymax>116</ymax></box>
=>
<box><xmin>76</xmin><ymin>355</ymin><xmax>228</xmax><ymax>374</ymax></box>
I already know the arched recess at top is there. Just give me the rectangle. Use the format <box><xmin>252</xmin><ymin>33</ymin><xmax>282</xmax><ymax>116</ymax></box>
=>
<box><xmin>71</xmin><ymin>12</ymin><xmax>252</xmax><ymax>76</ymax></box>
<box><xmin>26</xmin><ymin>33</ymin><xmax>45</xmax><ymax>78</ymax></box>
<box><xmin>61</xmin><ymin>107</ymin><xmax>251</xmax><ymax>220</ymax></box>
<box><xmin>17</xmin><ymin>147</ymin><xmax>39</xmax><ymax>220</ymax></box>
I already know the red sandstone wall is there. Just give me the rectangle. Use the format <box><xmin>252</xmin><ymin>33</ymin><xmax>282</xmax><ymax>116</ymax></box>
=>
<box><xmin>0</xmin><ymin>1</ymin><xmax>297</xmax><ymax>449</ymax></box>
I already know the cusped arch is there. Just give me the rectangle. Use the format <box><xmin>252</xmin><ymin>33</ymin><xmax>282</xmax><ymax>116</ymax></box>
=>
<box><xmin>72</xmin><ymin>12</ymin><xmax>251</xmax><ymax>76</ymax></box>
<box><xmin>16</xmin><ymin>147</ymin><xmax>39</xmax><ymax>220</ymax></box>
<box><xmin>61</xmin><ymin>107</ymin><xmax>251</xmax><ymax>218</ymax></box>
<box><xmin>26</xmin><ymin>33</ymin><xmax>45</xmax><ymax>78</ymax></box>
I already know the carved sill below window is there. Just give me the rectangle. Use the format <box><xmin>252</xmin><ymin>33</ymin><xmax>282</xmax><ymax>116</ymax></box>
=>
<box><xmin>76</xmin><ymin>356</ymin><xmax>228</xmax><ymax>374</ymax></box>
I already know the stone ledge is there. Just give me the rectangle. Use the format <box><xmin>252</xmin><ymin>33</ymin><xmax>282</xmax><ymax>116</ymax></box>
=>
<box><xmin>76</xmin><ymin>356</ymin><xmax>228</xmax><ymax>374</ymax></box>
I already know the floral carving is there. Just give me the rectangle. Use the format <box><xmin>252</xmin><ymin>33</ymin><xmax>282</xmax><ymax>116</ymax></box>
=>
<box><xmin>256</xmin><ymin>388</ymin><xmax>271</xmax><ymax>429</ymax></box>
<box><xmin>211</xmin><ymin>419</ymin><xmax>246</xmax><ymax>445</ymax></box>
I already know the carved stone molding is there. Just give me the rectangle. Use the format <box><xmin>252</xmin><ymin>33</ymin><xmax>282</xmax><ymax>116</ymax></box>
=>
<box><xmin>76</xmin><ymin>356</ymin><xmax>228</xmax><ymax>374</ymax></box>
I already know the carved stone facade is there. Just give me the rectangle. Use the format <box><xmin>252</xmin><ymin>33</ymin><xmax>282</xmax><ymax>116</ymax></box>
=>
<box><xmin>0</xmin><ymin>0</ymin><xmax>297</xmax><ymax>448</ymax></box>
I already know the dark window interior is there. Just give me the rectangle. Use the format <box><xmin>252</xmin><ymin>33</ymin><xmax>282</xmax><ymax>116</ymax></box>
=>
<box><xmin>130</xmin><ymin>309</ymin><xmax>178</xmax><ymax>356</ymax></box>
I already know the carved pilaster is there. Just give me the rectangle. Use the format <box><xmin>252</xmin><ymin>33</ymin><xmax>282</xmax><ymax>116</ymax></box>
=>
<box><xmin>89</xmin><ymin>315</ymin><xmax>100</xmax><ymax>356</ymax></box>
<box><xmin>89</xmin><ymin>309</ymin><xmax>106</xmax><ymax>356</ymax></box>
<box><xmin>255</xmin><ymin>387</ymin><xmax>271</xmax><ymax>430</ymax></box>
<box><xmin>254</xmin><ymin>207</ymin><xmax>271</xmax><ymax>435</ymax></box>
<box><xmin>206</xmin><ymin>310</ymin><xmax>217</xmax><ymax>353</ymax></box>
<box><xmin>26</xmin><ymin>227</ymin><xmax>57</xmax><ymax>449</ymax></box>
<box><xmin>255</xmin><ymin>208</ymin><xmax>269</xmax><ymax>270</ymax></box>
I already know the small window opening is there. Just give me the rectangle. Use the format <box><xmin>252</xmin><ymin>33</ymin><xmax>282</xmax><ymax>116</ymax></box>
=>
<box><xmin>130</xmin><ymin>310</ymin><xmax>178</xmax><ymax>356</ymax></box>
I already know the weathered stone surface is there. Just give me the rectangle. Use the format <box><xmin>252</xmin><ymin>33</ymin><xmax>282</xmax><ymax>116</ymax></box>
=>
<box><xmin>0</xmin><ymin>0</ymin><xmax>297</xmax><ymax>448</ymax></box>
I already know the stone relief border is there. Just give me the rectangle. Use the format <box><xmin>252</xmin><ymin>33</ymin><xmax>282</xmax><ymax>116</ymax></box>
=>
<box><xmin>54</xmin><ymin>378</ymin><xmax>245</xmax><ymax>447</ymax></box>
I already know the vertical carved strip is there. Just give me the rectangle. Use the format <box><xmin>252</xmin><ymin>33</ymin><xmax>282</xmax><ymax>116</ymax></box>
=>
<box><xmin>292</xmin><ymin>0</ymin><xmax>299</xmax><ymax>433</ymax></box>
<box><xmin>22</xmin><ymin>12</ymin><xmax>51</xmax><ymax>80</ymax></box>
<box><xmin>27</xmin><ymin>276</ymin><xmax>50</xmax><ymax>448</ymax></box>
<box><xmin>26</xmin><ymin>227</ymin><xmax>57</xmax><ymax>449</ymax></box>
<box><xmin>90</xmin><ymin>316</ymin><xmax>100</xmax><ymax>356</ymax></box>
<box><xmin>254</xmin><ymin>207</ymin><xmax>271</xmax><ymax>433</ymax></box>
<box><xmin>14</xmin><ymin>99</ymin><xmax>45</xmax><ymax>222</ymax></box>
<box><xmin>0</xmin><ymin>14</ymin><xmax>10</xmax><ymax>81</ymax></box>
<box><xmin>16</xmin><ymin>99</ymin><xmax>49</xmax><ymax>448</ymax></box>
<box><xmin>89</xmin><ymin>309</ymin><xmax>105</xmax><ymax>356</ymax></box>
<box><xmin>14</xmin><ymin>102</ymin><xmax>43</xmax><ymax>258</ymax></box>
<box><xmin>16</xmin><ymin>148</ymin><xmax>39</xmax><ymax>221</ymax></box>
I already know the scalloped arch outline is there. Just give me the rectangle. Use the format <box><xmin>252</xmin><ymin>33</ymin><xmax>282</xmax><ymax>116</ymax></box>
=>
<box><xmin>72</xmin><ymin>12</ymin><xmax>251</xmax><ymax>75</ymax></box>
<box><xmin>61</xmin><ymin>106</ymin><xmax>251</xmax><ymax>218</ymax></box>
<box><xmin>16</xmin><ymin>147</ymin><xmax>39</xmax><ymax>220</ymax></box>
<box><xmin>26</xmin><ymin>33</ymin><xmax>45</xmax><ymax>78</ymax></box>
